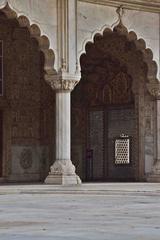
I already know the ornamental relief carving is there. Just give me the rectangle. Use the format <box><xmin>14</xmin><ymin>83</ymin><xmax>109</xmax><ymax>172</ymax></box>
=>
<box><xmin>145</xmin><ymin>118</ymin><xmax>152</xmax><ymax>136</ymax></box>
<box><xmin>49</xmin><ymin>79</ymin><xmax>79</xmax><ymax>91</ymax></box>
<box><xmin>147</xmin><ymin>83</ymin><xmax>160</xmax><ymax>98</ymax></box>
<box><xmin>20</xmin><ymin>148</ymin><xmax>33</xmax><ymax>170</ymax></box>
<box><xmin>62</xmin><ymin>80</ymin><xmax>79</xmax><ymax>91</ymax></box>
<box><xmin>79</xmin><ymin>56</ymin><xmax>134</xmax><ymax>107</ymax></box>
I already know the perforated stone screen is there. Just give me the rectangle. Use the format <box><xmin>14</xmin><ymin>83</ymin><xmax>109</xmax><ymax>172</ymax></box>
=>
<box><xmin>115</xmin><ymin>137</ymin><xmax>130</xmax><ymax>164</ymax></box>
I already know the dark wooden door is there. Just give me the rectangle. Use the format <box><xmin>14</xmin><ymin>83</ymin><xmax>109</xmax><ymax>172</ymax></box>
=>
<box><xmin>86</xmin><ymin>106</ymin><xmax>136</xmax><ymax>181</ymax></box>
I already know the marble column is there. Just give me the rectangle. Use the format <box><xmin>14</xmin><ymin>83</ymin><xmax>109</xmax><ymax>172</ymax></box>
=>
<box><xmin>156</xmin><ymin>100</ymin><xmax>160</xmax><ymax>166</ymax></box>
<box><xmin>147</xmin><ymin>83</ymin><xmax>160</xmax><ymax>181</ymax></box>
<box><xmin>149</xmin><ymin>99</ymin><xmax>160</xmax><ymax>175</ymax></box>
<box><xmin>45</xmin><ymin>78</ymin><xmax>81</xmax><ymax>185</ymax></box>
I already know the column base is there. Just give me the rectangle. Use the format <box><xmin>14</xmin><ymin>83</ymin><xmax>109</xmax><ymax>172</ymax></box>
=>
<box><xmin>44</xmin><ymin>159</ymin><xmax>81</xmax><ymax>185</ymax></box>
<box><xmin>147</xmin><ymin>174</ymin><xmax>160</xmax><ymax>182</ymax></box>
<box><xmin>45</xmin><ymin>174</ymin><xmax>81</xmax><ymax>185</ymax></box>
<box><xmin>147</xmin><ymin>161</ymin><xmax>160</xmax><ymax>182</ymax></box>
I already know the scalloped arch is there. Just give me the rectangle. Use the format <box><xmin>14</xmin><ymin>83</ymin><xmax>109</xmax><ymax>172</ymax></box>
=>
<box><xmin>80</xmin><ymin>22</ymin><xmax>158</xmax><ymax>87</ymax></box>
<box><xmin>0</xmin><ymin>2</ymin><xmax>56</xmax><ymax>77</ymax></box>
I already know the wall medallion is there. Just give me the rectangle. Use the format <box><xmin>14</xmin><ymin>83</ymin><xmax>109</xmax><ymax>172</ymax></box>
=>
<box><xmin>20</xmin><ymin>148</ymin><xmax>32</xmax><ymax>170</ymax></box>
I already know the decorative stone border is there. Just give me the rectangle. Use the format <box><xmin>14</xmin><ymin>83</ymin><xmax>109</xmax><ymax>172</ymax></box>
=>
<box><xmin>79</xmin><ymin>0</ymin><xmax>160</xmax><ymax>13</ymax></box>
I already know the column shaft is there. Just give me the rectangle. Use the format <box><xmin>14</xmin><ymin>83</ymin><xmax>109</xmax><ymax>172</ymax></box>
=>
<box><xmin>45</xmin><ymin>87</ymin><xmax>81</xmax><ymax>185</ymax></box>
<box><xmin>156</xmin><ymin>100</ymin><xmax>160</xmax><ymax>162</ymax></box>
<box><xmin>147</xmin><ymin>99</ymin><xmax>160</xmax><ymax>181</ymax></box>
<box><xmin>56</xmin><ymin>91</ymin><xmax>70</xmax><ymax>161</ymax></box>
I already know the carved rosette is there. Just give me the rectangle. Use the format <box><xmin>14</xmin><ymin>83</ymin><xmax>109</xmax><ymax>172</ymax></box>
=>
<box><xmin>20</xmin><ymin>148</ymin><xmax>32</xmax><ymax>170</ymax></box>
<box><xmin>147</xmin><ymin>83</ymin><xmax>160</xmax><ymax>98</ymax></box>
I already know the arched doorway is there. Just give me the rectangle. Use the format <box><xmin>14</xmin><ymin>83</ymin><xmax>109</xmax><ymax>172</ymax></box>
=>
<box><xmin>0</xmin><ymin>4</ymin><xmax>56</xmax><ymax>182</ymax></box>
<box><xmin>71</xmin><ymin>23</ymin><xmax>156</xmax><ymax>182</ymax></box>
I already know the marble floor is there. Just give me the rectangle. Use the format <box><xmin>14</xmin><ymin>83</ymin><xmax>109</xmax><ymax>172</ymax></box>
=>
<box><xmin>0</xmin><ymin>183</ymin><xmax>160</xmax><ymax>240</ymax></box>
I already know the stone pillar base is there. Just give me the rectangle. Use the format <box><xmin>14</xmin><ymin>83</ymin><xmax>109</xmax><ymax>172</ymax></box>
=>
<box><xmin>147</xmin><ymin>174</ymin><xmax>160</xmax><ymax>182</ymax></box>
<box><xmin>45</xmin><ymin>174</ymin><xmax>81</xmax><ymax>185</ymax></box>
<box><xmin>147</xmin><ymin>161</ymin><xmax>160</xmax><ymax>182</ymax></box>
<box><xmin>0</xmin><ymin>177</ymin><xmax>6</xmax><ymax>183</ymax></box>
<box><xmin>44</xmin><ymin>160</ymin><xmax>81</xmax><ymax>185</ymax></box>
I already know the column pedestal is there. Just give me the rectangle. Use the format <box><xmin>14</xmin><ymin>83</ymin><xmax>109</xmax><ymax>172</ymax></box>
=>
<box><xmin>147</xmin><ymin>163</ymin><xmax>160</xmax><ymax>182</ymax></box>
<box><xmin>45</xmin><ymin>160</ymin><xmax>81</xmax><ymax>185</ymax></box>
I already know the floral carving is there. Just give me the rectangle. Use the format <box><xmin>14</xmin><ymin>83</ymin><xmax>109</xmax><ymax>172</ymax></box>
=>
<box><xmin>147</xmin><ymin>83</ymin><xmax>160</xmax><ymax>98</ymax></box>
<box><xmin>45</xmin><ymin>71</ymin><xmax>80</xmax><ymax>91</ymax></box>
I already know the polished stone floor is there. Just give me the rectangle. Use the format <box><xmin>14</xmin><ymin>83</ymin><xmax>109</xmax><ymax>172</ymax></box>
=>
<box><xmin>0</xmin><ymin>183</ymin><xmax>160</xmax><ymax>240</ymax></box>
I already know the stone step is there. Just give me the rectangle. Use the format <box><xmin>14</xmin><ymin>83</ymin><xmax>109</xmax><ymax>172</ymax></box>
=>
<box><xmin>0</xmin><ymin>183</ymin><xmax>160</xmax><ymax>195</ymax></box>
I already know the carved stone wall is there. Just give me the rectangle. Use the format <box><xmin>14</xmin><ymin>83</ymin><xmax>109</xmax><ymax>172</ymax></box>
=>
<box><xmin>0</xmin><ymin>12</ymin><xmax>55</xmax><ymax>181</ymax></box>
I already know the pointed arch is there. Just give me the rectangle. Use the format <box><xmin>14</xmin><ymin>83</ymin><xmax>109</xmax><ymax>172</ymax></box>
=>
<box><xmin>79</xmin><ymin>22</ymin><xmax>159</xmax><ymax>95</ymax></box>
<box><xmin>0</xmin><ymin>3</ymin><xmax>56</xmax><ymax>79</ymax></box>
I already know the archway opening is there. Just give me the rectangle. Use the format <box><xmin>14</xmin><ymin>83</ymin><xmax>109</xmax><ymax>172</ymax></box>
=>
<box><xmin>0</xmin><ymin>7</ymin><xmax>55</xmax><ymax>182</ymax></box>
<box><xmin>71</xmin><ymin>24</ymin><xmax>152</xmax><ymax>182</ymax></box>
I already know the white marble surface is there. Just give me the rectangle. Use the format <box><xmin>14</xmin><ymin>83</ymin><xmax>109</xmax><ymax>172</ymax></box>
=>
<box><xmin>0</xmin><ymin>183</ymin><xmax>160</xmax><ymax>239</ymax></box>
<box><xmin>56</xmin><ymin>92</ymin><xmax>71</xmax><ymax>161</ymax></box>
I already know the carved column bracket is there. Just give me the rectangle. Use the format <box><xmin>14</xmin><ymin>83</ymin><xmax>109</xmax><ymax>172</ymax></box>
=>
<box><xmin>147</xmin><ymin>83</ymin><xmax>160</xmax><ymax>98</ymax></box>
<box><xmin>45</xmin><ymin>72</ymin><xmax>80</xmax><ymax>92</ymax></box>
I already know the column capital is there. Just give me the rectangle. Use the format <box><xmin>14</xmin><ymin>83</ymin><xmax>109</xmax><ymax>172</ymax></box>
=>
<box><xmin>147</xmin><ymin>82</ymin><xmax>160</xmax><ymax>98</ymax></box>
<box><xmin>45</xmin><ymin>71</ymin><xmax>81</xmax><ymax>91</ymax></box>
